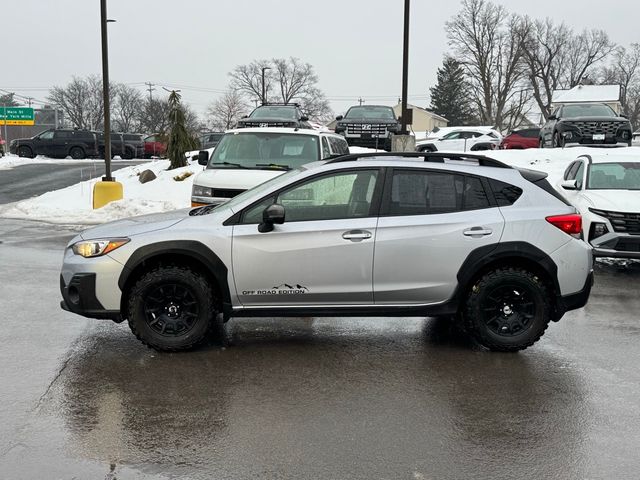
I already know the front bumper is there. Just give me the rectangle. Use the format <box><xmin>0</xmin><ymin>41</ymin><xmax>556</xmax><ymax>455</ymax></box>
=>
<box><xmin>591</xmin><ymin>233</ymin><xmax>640</xmax><ymax>259</ymax></box>
<box><xmin>60</xmin><ymin>273</ymin><xmax>122</xmax><ymax>321</ymax></box>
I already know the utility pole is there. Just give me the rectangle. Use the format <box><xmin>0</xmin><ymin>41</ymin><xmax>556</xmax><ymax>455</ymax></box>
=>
<box><xmin>358</xmin><ymin>97</ymin><xmax>365</xmax><ymax>106</ymax></box>
<box><xmin>100</xmin><ymin>0</ymin><xmax>113</xmax><ymax>180</ymax></box>
<box><xmin>145</xmin><ymin>81</ymin><xmax>155</xmax><ymax>101</ymax></box>
<box><xmin>1</xmin><ymin>92</ymin><xmax>12</xmax><ymax>148</ymax></box>
<box><xmin>400</xmin><ymin>0</ymin><xmax>410</xmax><ymax>135</ymax></box>
<box><xmin>261</xmin><ymin>66</ymin><xmax>271</xmax><ymax>105</ymax></box>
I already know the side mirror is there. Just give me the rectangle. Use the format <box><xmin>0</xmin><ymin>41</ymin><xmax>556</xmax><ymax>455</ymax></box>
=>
<box><xmin>620</xmin><ymin>113</ymin><xmax>628</xmax><ymax>119</ymax></box>
<box><xmin>300</xmin><ymin>116</ymin><xmax>309</xmax><ymax>122</ymax></box>
<box><xmin>335</xmin><ymin>115</ymin><xmax>343</xmax><ymax>121</ymax></box>
<box><xmin>258</xmin><ymin>204</ymin><xmax>285</xmax><ymax>233</ymax></box>
<box><xmin>197</xmin><ymin>150</ymin><xmax>209</xmax><ymax>166</ymax></box>
<box><xmin>548</xmin><ymin>114</ymin><xmax>557</xmax><ymax>121</ymax></box>
<box><xmin>560</xmin><ymin>179</ymin><xmax>577</xmax><ymax>190</ymax></box>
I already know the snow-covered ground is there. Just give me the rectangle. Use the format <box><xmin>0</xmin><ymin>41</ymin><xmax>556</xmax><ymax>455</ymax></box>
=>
<box><xmin>0</xmin><ymin>157</ymin><xmax>203</xmax><ymax>225</ymax></box>
<box><xmin>1</xmin><ymin>147</ymin><xmax>639</xmax><ymax>226</ymax></box>
<box><xmin>0</xmin><ymin>155</ymin><xmax>142</xmax><ymax>171</ymax></box>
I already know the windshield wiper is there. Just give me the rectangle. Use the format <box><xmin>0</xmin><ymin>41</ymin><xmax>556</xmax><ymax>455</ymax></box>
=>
<box><xmin>210</xmin><ymin>161</ymin><xmax>250</xmax><ymax>169</ymax></box>
<box><xmin>255</xmin><ymin>163</ymin><xmax>291</xmax><ymax>170</ymax></box>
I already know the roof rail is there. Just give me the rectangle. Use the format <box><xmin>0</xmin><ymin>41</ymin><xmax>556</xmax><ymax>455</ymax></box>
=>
<box><xmin>325</xmin><ymin>151</ymin><xmax>511</xmax><ymax>169</ymax></box>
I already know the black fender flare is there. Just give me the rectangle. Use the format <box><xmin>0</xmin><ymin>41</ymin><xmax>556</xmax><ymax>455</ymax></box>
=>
<box><xmin>118</xmin><ymin>240</ymin><xmax>231</xmax><ymax>306</ymax></box>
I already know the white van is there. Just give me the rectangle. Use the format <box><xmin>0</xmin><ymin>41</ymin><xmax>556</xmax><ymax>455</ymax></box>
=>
<box><xmin>191</xmin><ymin>127</ymin><xmax>350</xmax><ymax>206</ymax></box>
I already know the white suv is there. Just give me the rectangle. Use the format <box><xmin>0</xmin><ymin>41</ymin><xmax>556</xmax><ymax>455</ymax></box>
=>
<box><xmin>191</xmin><ymin>128</ymin><xmax>350</xmax><ymax>207</ymax></box>
<box><xmin>416</xmin><ymin>128</ymin><xmax>502</xmax><ymax>152</ymax></box>
<box><xmin>60</xmin><ymin>152</ymin><xmax>593</xmax><ymax>353</ymax></box>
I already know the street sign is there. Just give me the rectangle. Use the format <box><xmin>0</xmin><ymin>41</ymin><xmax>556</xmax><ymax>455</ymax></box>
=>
<box><xmin>0</xmin><ymin>107</ymin><xmax>35</xmax><ymax>126</ymax></box>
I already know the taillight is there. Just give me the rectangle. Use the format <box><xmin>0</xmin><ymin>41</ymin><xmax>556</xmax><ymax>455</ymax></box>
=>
<box><xmin>546</xmin><ymin>214</ymin><xmax>582</xmax><ymax>236</ymax></box>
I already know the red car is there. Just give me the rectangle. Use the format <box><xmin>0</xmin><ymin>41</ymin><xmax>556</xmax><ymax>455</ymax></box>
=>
<box><xmin>0</xmin><ymin>133</ymin><xmax>5</xmax><ymax>157</ymax></box>
<box><xmin>500</xmin><ymin>128</ymin><xmax>540</xmax><ymax>149</ymax></box>
<box><xmin>144</xmin><ymin>134</ymin><xmax>167</xmax><ymax>158</ymax></box>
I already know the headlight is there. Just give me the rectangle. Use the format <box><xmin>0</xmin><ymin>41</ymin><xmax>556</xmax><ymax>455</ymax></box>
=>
<box><xmin>72</xmin><ymin>238</ymin><xmax>130</xmax><ymax>258</ymax></box>
<box><xmin>387</xmin><ymin>124</ymin><xmax>399</xmax><ymax>131</ymax></box>
<box><xmin>192</xmin><ymin>185</ymin><xmax>213</xmax><ymax>197</ymax></box>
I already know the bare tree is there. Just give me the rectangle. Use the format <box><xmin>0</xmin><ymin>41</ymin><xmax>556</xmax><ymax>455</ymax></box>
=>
<box><xmin>0</xmin><ymin>93</ymin><xmax>19</xmax><ymax>107</ymax></box>
<box><xmin>564</xmin><ymin>30</ymin><xmax>615</xmax><ymax>88</ymax></box>
<box><xmin>446</xmin><ymin>0</ymin><xmax>530</xmax><ymax>129</ymax></box>
<box><xmin>112</xmin><ymin>84</ymin><xmax>143</xmax><ymax>132</ymax></box>
<box><xmin>229</xmin><ymin>57</ymin><xmax>332</xmax><ymax>122</ymax></box>
<box><xmin>229</xmin><ymin>59</ymin><xmax>273</xmax><ymax>104</ymax></box>
<box><xmin>206</xmin><ymin>89</ymin><xmax>248</xmax><ymax>130</ymax></box>
<box><xmin>48</xmin><ymin>75</ymin><xmax>109</xmax><ymax>130</ymax></box>
<box><xmin>138</xmin><ymin>98</ymin><xmax>171</xmax><ymax>134</ymax></box>
<box><xmin>600</xmin><ymin>44</ymin><xmax>640</xmax><ymax>129</ymax></box>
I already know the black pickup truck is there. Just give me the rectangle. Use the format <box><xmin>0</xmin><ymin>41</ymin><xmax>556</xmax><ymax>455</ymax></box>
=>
<box><xmin>540</xmin><ymin>103</ymin><xmax>633</xmax><ymax>148</ymax></box>
<box><xmin>334</xmin><ymin>105</ymin><xmax>400</xmax><ymax>151</ymax></box>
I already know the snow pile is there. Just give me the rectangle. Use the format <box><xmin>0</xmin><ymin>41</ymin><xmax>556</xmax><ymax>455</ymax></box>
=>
<box><xmin>0</xmin><ymin>159</ymin><xmax>203</xmax><ymax>225</ymax></box>
<box><xmin>0</xmin><ymin>154</ymin><xmax>139</xmax><ymax>171</ymax></box>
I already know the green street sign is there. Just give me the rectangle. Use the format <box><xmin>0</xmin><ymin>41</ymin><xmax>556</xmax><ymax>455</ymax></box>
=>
<box><xmin>0</xmin><ymin>107</ymin><xmax>35</xmax><ymax>126</ymax></box>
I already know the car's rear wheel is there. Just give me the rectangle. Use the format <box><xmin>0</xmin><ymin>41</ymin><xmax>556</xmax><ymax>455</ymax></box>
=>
<box><xmin>464</xmin><ymin>268</ymin><xmax>551</xmax><ymax>352</ymax></box>
<box><xmin>69</xmin><ymin>146</ymin><xmax>86</xmax><ymax>159</ymax></box>
<box><xmin>18</xmin><ymin>146</ymin><xmax>34</xmax><ymax>158</ymax></box>
<box><xmin>127</xmin><ymin>266</ymin><xmax>217</xmax><ymax>352</ymax></box>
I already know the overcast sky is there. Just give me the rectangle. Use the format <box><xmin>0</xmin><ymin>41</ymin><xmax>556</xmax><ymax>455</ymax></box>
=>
<box><xmin>4</xmin><ymin>0</ymin><xmax>639</xmax><ymax>117</ymax></box>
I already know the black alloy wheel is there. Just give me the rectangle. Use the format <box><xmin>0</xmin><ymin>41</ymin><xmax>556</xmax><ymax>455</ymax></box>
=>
<box><xmin>69</xmin><ymin>146</ymin><xmax>86</xmax><ymax>159</ymax></box>
<box><xmin>142</xmin><ymin>283</ymin><xmax>200</xmax><ymax>337</ymax></box>
<box><xmin>18</xmin><ymin>145</ymin><xmax>34</xmax><ymax>158</ymax></box>
<box><xmin>127</xmin><ymin>266</ymin><xmax>218</xmax><ymax>351</ymax></box>
<box><xmin>464</xmin><ymin>268</ymin><xmax>551</xmax><ymax>352</ymax></box>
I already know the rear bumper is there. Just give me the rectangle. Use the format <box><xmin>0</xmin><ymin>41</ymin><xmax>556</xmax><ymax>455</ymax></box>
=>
<box><xmin>60</xmin><ymin>273</ymin><xmax>121</xmax><ymax>321</ymax></box>
<box><xmin>556</xmin><ymin>271</ymin><xmax>594</xmax><ymax>319</ymax></box>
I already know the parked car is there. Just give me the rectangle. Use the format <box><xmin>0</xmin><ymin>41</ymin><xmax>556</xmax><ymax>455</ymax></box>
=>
<box><xmin>416</xmin><ymin>127</ymin><xmax>502</xmax><ymax>152</ymax></box>
<box><xmin>93</xmin><ymin>132</ymin><xmax>127</xmax><ymax>159</ymax></box>
<box><xmin>191</xmin><ymin>127</ymin><xmax>350</xmax><ymax>207</ymax></box>
<box><xmin>632</xmin><ymin>131</ymin><xmax>640</xmax><ymax>147</ymax></box>
<box><xmin>500</xmin><ymin>128</ymin><xmax>540</xmax><ymax>149</ymax></box>
<box><xmin>122</xmin><ymin>133</ymin><xmax>145</xmax><ymax>158</ymax></box>
<box><xmin>0</xmin><ymin>133</ymin><xmax>4</xmax><ymax>157</ymax></box>
<box><xmin>540</xmin><ymin>103</ymin><xmax>633</xmax><ymax>148</ymax></box>
<box><xmin>199</xmin><ymin>132</ymin><xmax>224</xmax><ymax>150</ymax></box>
<box><xmin>236</xmin><ymin>104</ymin><xmax>310</xmax><ymax>129</ymax></box>
<box><xmin>60</xmin><ymin>151</ymin><xmax>593</xmax><ymax>352</ymax></box>
<box><xmin>9</xmin><ymin>129</ymin><xmax>98</xmax><ymax>159</ymax></box>
<box><xmin>143</xmin><ymin>134</ymin><xmax>167</xmax><ymax>158</ymax></box>
<box><xmin>334</xmin><ymin>105</ymin><xmax>400</xmax><ymax>151</ymax></box>
<box><xmin>558</xmin><ymin>153</ymin><xmax>640</xmax><ymax>258</ymax></box>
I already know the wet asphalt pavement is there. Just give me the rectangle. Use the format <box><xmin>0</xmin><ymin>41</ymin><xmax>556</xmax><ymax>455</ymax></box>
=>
<box><xmin>1</xmin><ymin>219</ymin><xmax>640</xmax><ymax>479</ymax></box>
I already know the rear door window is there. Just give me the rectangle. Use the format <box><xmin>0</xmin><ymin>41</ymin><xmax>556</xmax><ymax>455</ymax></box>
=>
<box><xmin>385</xmin><ymin>169</ymin><xmax>490</xmax><ymax>216</ymax></box>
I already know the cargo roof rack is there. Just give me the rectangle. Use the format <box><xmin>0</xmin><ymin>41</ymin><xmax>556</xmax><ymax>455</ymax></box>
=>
<box><xmin>324</xmin><ymin>151</ymin><xmax>511</xmax><ymax>169</ymax></box>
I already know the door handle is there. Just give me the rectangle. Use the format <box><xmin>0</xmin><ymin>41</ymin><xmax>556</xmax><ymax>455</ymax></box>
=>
<box><xmin>463</xmin><ymin>227</ymin><xmax>493</xmax><ymax>237</ymax></box>
<box><xmin>342</xmin><ymin>230</ymin><xmax>372</xmax><ymax>241</ymax></box>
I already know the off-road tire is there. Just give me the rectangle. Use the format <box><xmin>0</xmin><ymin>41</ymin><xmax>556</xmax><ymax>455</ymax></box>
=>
<box><xmin>464</xmin><ymin>268</ymin><xmax>551</xmax><ymax>352</ymax></box>
<box><xmin>127</xmin><ymin>266</ymin><xmax>218</xmax><ymax>352</ymax></box>
<box><xmin>69</xmin><ymin>146</ymin><xmax>86</xmax><ymax>159</ymax></box>
<box><xmin>18</xmin><ymin>145</ymin><xmax>34</xmax><ymax>158</ymax></box>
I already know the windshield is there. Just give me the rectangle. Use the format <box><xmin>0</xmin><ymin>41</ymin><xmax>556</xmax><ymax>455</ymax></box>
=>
<box><xmin>588</xmin><ymin>162</ymin><xmax>640</xmax><ymax>190</ymax></box>
<box><xmin>207</xmin><ymin>132</ymin><xmax>320</xmax><ymax>169</ymax></box>
<box><xmin>345</xmin><ymin>106</ymin><xmax>395</xmax><ymax>120</ymax></box>
<box><xmin>249</xmin><ymin>106</ymin><xmax>298</xmax><ymax>120</ymax></box>
<box><xmin>562</xmin><ymin>104</ymin><xmax>617</xmax><ymax>118</ymax></box>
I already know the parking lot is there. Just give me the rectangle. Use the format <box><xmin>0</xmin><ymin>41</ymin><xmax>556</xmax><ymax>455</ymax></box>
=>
<box><xmin>1</xmin><ymin>210</ymin><xmax>639</xmax><ymax>479</ymax></box>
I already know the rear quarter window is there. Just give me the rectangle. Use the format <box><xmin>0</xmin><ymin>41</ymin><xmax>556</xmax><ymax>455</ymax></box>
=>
<box><xmin>488</xmin><ymin>179</ymin><xmax>523</xmax><ymax>206</ymax></box>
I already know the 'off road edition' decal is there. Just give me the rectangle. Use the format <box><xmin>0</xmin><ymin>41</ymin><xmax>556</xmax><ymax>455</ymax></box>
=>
<box><xmin>243</xmin><ymin>283</ymin><xmax>309</xmax><ymax>296</ymax></box>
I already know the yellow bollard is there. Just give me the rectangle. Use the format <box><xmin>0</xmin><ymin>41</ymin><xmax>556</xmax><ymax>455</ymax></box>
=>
<box><xmin>93</xmin><ymin>179</ymin><xmax>124</xmax><ymax>209</ymax></box>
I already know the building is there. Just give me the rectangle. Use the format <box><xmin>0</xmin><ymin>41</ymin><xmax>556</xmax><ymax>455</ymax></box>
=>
<box><xmin>551</xmin><ymin>85</ymin><xmax>622</xmax><ymax>114</ymax></box>
<box><xmin>392</xmin><ymin>102</ymin><xmax>448</xmax><ymax>133</ymax></box>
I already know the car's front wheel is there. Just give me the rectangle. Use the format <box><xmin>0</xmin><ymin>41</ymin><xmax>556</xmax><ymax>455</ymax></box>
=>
<box><xmin>18</xmin><ymin>145</ymin><xmax>34</xmax><ymax>158</ymax></box>
<box><xmin>127</xmin><ymin>266</ymin><xmax>218</xmax><ymax>351</ymax></box>
<box><xmin>464</xmin><ymin>268</ymin><xmax>551</xmax><ymax>352</ymax></box>
<box><xmin>69</xmin><ymin>146</ymin><xmax>86</xmax><ymax>159</ymax></box>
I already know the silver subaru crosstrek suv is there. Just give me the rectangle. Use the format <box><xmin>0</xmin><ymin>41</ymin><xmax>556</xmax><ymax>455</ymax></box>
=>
<box><xmin>60</xmin><ymin>152</ymin><xmax>593</xmax><ymax>352</ymax></box>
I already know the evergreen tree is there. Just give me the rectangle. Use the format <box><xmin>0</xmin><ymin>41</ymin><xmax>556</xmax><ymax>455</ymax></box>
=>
<box><xmin>166</xmin><ymin>90</ymin><xmax>198</xmax><ymax>170</ymax></box>
<box><xmin>429</xmin><ymin>57</ymin><xmax>476</xmax><ymax>126</ymax></box>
